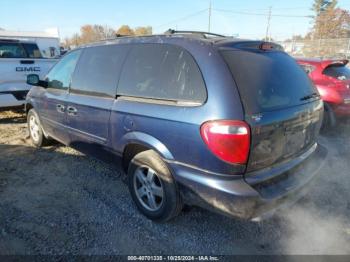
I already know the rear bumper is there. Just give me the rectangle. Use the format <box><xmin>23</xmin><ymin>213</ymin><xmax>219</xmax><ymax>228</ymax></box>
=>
<box><xmin>332</xmin><ymin>102</ymin><xmax>350</xmax><ymax>116</ymax></box>
<box><xmin>0</xmin><ymin>91</ymin><xmax>28</xmax><ymax>109</ymax></box>
<box><xmin>168</xmin><ymin>143</ymin><xmax>328</xmax><ymax>220</ymax></box>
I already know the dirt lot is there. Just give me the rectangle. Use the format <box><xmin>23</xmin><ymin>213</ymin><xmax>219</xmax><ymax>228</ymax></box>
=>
<box><xmin>0</xmin><ymin>110</ymin><xmax>350</xmax><ymax>255</ymax></box>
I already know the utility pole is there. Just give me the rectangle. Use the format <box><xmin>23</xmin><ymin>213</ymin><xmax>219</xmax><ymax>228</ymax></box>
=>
<box><xmin>208</xmin><ymin>0</ymin><xmax>212</xmax><ymax>32</ymax></box>
<box><xmin>265</xmin><ymin>6</ymin><xmax>272</xmax><ymax>41</ymax></box>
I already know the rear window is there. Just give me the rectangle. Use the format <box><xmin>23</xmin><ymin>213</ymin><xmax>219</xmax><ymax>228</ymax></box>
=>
<box><xmin>323</xmin><ymin>64</ymin><xmax>350</xmax><ymax>80</ymax></box>
<box><xmin>118</xmin><ymin>44</ymin><xmax>207</xmax><ymax>103</ymax></box>
<box><xmin>221</xmin><ymin>50</ymin><xmax>317</xmax><ymax>114</ymax></box>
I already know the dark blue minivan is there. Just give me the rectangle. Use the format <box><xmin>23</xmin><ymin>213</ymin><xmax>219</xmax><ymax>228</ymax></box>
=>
<box><xmin>25</xmin><ymin>31</ymin><xmax>327</xmax><ymax>222</ymax></box>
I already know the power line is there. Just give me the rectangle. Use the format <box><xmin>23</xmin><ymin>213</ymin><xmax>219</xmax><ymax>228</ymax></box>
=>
<box><xmin>261</xmin><ymin>6</ymin><xmax>311</xmax><ymax>10</ymax></box>
<box><xmin>213</xmin><ymin>8</ymin><xmax>313</xmax><ymax>18</ymax></box>
<box><xmin>224</xmin><ymin>6</ymin><xmax>311</xmax><ymax>12</ymax></box>
<box><xmin>153</xmin><ymin>6</ymin><xmax>313</xmax><ymax>34</ymax></box>
<box><xmin>155</xmin><ymin>9</ymin><xmax>208</xmax><ymax>29</ymax></box>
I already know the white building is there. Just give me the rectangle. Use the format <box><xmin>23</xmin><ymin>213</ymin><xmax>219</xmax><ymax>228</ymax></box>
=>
<box><xmin>0</xmin><ymin>28</ymin><xmax>60</xmax><ymax>58</ymax></box>
<box><xmin>280</xmin><ymin>41</ymin><xmax>305</xmax><ymax>56</ymax></box>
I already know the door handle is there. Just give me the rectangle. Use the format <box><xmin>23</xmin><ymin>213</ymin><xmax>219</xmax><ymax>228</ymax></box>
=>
<box><xmin>67</xmin><ymin>106</ymin><xmax>78</xmax><ymax>116</ymax></box>
<box><xmin>20</xmin><ymin>60</ymin><xmax>34</xmax><ymax>64</ymax></box>
<box><xmin>56</xmin><ymin>104</ymin><xmax>65</xmax><ymax>113</ymax></box>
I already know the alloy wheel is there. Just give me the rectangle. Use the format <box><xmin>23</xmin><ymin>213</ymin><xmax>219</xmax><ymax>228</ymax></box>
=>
<box><xmin>133</xmin><ymin>166</ymin><xmax>164</xmax><ymax>212</ymax></box>
<box><xmin>29</xmin><ymin>115</ymin><xmax>40</xmax><ymax>142</ymax></box>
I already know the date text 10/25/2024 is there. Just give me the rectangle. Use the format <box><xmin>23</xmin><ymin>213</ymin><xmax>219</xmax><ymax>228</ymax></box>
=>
<box><xmin>127</xmin><ymin>256</ymin><xmax>220</xmax><ymax>261</ymax></box>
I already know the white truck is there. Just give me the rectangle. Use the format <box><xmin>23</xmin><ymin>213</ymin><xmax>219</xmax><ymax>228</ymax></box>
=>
<box><xmin>0</xmin><ymin>39</ymin><xmax>57</xmax><ymax>109</ymax></box>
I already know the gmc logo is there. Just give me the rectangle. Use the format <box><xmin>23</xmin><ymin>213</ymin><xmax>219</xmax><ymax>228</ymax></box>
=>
<box><xmin>16</xmin><ymin>67</ymin><xmax>41</xmax><ymax>72</ymax></box>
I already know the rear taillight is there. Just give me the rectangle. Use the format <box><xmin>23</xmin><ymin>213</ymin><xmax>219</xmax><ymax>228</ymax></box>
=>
<box><xmin>200</xmin><ymin>120</ymin><xmax>250</xmax><ymax>165</ymax></box>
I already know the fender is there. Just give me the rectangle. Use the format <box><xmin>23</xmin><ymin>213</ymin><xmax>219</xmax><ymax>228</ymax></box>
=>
<box><xmin>25</xmin><ymin>99</ymin><xmax>50</xmax><ymax>138</ymax></box>
<box><xmin>24</xmin><ymin>98</ymin><xmax>34</xmax><ymax>113</ymax></box>
<box><xmin>120</xmin><ymin>131</ymin><xmax>174</xmax><ymax>160</ymax></box>
<box><xmin>316</xmin><ymin>84</ymin><xmax>344</xmax><ymax>104</ymax></box>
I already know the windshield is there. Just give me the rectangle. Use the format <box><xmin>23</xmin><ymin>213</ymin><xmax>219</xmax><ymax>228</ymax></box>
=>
<box><xmin>323</xmin><ymin>64</ymin><xmax>350</xmax><ymax>80</ymax></box>
<box><xmin>221</xmin><ymin>50</ymin><xmax>317</xmax><ymax>114</ymax></box>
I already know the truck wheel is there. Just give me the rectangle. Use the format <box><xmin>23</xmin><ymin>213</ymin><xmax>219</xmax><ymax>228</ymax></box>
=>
<box><xmin>321</xmin><ymin>103</ymin><xmax>336</xmax><ymax>132</ymax></box>
<box><xmin>128</xmin><ymin>150</ymin><xmax>182</xmax><ymax>222</ymax></box>
<box><xmin>27</xmin><ymin>109</ymin><xmax>48</xmax><ymax>147</ymax></box>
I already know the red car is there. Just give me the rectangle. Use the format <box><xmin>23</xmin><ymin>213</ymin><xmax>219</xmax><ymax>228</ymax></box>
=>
<box><xmin>297</xmin><ymin>58</ymin><xmax>350</xmax><ymax>127</ymax></box>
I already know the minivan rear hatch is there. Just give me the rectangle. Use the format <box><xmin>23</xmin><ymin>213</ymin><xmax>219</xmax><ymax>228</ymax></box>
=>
<box><xmin>220</xmin><ymin>42</ymin><xmax>323</xmax><ymax>173</ymax></box>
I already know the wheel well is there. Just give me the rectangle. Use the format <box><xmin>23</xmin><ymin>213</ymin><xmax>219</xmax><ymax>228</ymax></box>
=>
<box><xmin>323</xmin><ymin>102</ymin><xmax>336</xmax><ymax>127</ymax></box>
<box><xmin>122</xmin><ymin>143</ymin><xmax>150</xmax><ymax>173</ymax></box>
<box><xmin>25</xmin><ymin>103</ymin><xmax>33</xmax><ymax>114</ymax></box>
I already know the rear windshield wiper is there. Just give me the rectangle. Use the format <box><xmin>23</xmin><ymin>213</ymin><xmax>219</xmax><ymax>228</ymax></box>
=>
<box><xmin>300</xmin><ymin>92</ymin><xmax>320</xmax><ymax>101</ymax></box>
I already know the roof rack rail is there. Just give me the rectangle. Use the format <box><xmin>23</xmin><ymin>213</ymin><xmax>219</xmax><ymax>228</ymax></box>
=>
<box><xmin>164</xmin><ymin>29</ymin><xmax>226</xmax><ymax>38</ymax></box>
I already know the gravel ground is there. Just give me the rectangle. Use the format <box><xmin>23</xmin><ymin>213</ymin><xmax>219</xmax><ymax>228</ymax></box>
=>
<box><xmin>0</xmin><ymin>110</ymin><xmax>350</xmax><ymax>255</ymax></box>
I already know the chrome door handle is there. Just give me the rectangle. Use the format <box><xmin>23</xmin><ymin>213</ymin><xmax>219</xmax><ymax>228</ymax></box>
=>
<box><xmin>67</xmin><ymin>106</ymin><xmax>78</xmax><ymax>116</ymax></box>
<box><xmin>56</xmin><ymin>104</ymin><xmax>65</xmax><ymax>113</ymax></box>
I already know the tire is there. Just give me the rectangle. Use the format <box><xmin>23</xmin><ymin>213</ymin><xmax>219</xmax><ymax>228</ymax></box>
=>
<box><xmin>321</xmin><ymin>102</ymin><xmax>336</xmax><ymax>133</ymax></box>
<box><xmin>127</xmin><ymin>150</ymin><xmax>182</xmax><ymax>222</ymax></box>
<box><xmin>27</xmin><ymin>109</ymin><xmax>49</xmax><ymax>147</ymax></box>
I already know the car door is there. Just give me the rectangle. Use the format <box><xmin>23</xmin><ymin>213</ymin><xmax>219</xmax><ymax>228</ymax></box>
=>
<box><xmin>38</xmin><ymin>50</ymin><xmax>81</xmax><ymax>144</ymax></box>
<box><xmin>66</xmin><ymin>44</ymin><xmax>130</xmax><ymax>155</ymax></box>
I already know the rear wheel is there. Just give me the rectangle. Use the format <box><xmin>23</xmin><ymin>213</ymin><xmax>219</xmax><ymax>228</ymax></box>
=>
<box><xmin>321</xmin><ymin>102</ymin><xmax>336</xmax><ymax>132</ymax></box>
<box><xmin>27</xmin><ymin>109</ymin><xmax>48</xmax><ymax>147</ymax></box>
<box><xmin>128</xmin><ymin>150</ymin><xmax>182</xmax><ymax>222</ymax></box>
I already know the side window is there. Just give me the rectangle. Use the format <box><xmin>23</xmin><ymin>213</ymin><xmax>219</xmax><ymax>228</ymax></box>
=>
<box><xmin>46</xmin><ymin>50</ymin><xmax>81</xmax><ymax>90</ymax></box>
<box><xmin>0</xmin><ymin>43</ymin><xmax>27</xmax><ymax>58</ymax></box>
<box><xmin>118</xmin><ymin>44</ymin><xmax>207</xmax><ymax>103</ymax></box>
<box><xmin>71</xmin><ymin>45</ymin><xmax>130</xmax><ymax>97</ymax></box>
<box><xmin>22</xmin><ymin>43</ymin><xmax>42</xmax><ymax>58</ymax></box>
<box><xmin>300</xmin><ymin>64</ymin><xmax>315</xmax><ymax>75</ymax></box>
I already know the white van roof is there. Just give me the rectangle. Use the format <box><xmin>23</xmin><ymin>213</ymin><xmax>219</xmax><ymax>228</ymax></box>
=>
<box><xmin>0</xmin><ymin>29</ymin><xmax>59</xmax><ymax>39</ymax></box>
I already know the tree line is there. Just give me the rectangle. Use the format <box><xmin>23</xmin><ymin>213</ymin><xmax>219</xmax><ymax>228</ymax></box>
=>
<box><xmin>286</xmin><ymin>0</ymin><xmax>350</xmax><ymax>41</ymax></box>
<box><xmin>285</xmin><ymin>0</ymin><xmax>350</xmax><ymax>58</ymax></box>
<box><xmin>63</xmin><ymin>25</ymin><xmax>152</xmax><ymax>47</ymax></box>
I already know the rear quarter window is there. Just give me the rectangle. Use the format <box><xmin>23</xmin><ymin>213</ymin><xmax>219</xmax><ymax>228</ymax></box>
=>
<box><xmin>117</xmin><ymin>44</ymin><xmax>207</xmax><ymax>104</ymax></box>
<box><xmin>221</xmin><ymin>50</ymin><xmax>317</xmax><ymax>114</ymax></box>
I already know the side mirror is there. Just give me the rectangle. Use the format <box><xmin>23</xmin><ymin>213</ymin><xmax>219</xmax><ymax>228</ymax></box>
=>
<box><xmin>27</xmin><ymin>74</ymin><xmax>40</xmax><ymax>86</ymax></box>
<box><xmin>27</xmin><ymin>74</ymin><xmax>48</xmax><ymax>88</ymax></box>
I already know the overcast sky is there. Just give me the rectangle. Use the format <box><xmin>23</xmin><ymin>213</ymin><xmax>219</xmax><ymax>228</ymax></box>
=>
<box><xmin>1</xmin><ymin>0</ymin><xmax>350</xmax><ymax>40</ymax></box>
